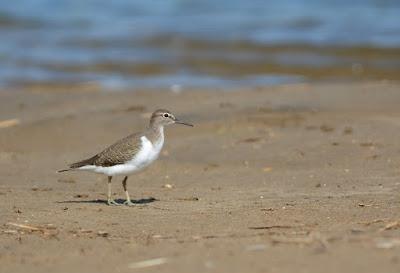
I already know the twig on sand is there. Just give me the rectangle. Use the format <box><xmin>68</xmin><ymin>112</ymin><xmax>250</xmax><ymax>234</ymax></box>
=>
<box><xmin>249</xmin><ymin>225</ymin><xmax>304</xmax><ymax>230</ymax></box>
<box><xmin>0</xmin><ymin>118</ymin><xmax>20</xmax><ymax>129</ymax></box>
<box><xmin>2</xmin><ymin>230</ymin><xmax>18</xmax><ymax>234</ymax></box>
<box><xmin>379</xmin><ymin>220</ymin><xmax>400</xmax><ymax>232</ymax></box>
<box><xmin>358</xmin><ymin>219</ymin><xmax>385</xmax><ymax>226</ymax></box>
<box><xmin>358</xmin><ymin>219</ymin><xmax>400</xmax><ymax>232</ymax></box>
<box><xmin>5</xmin><ymin>222</ymin><xmax>58</xmax><ymax>237</ymax></box>
<box><xmin>128</xmin><ymin>258</ymin><xmax>168</xmax><ymax>269</ymax></box>
<box><xmin>6</xmin><ymin>222</ymin><xmax>42</xmax><ymax>231</ymax></box>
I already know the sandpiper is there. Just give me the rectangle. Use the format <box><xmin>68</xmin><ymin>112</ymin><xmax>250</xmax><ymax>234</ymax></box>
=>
<box><xmin>59</xmin><ymin>109</ymin><xmax>193</xmax><ymax>206</ymax></box>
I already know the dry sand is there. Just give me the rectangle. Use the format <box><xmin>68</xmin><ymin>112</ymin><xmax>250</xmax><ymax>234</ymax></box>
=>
<box><xmin>0</xmin><ymin>82</ymin><xmax>400</xmax><ymax>273</ymax></box>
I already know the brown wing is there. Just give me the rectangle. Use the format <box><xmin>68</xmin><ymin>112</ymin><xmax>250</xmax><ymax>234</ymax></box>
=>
<box><xmin>68</xmin><ymin>133</ymin><xmax>143</xmax><ymax>169</ymax></box>
<box><xmin>93</xmin><ymin>133</ymin><xmax>143</xmax><ymax>167</ymax></box>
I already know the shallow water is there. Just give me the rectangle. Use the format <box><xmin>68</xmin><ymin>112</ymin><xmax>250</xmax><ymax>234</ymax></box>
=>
<box><xmin>0</xmin><ymin>0</ymin><xmax>399</xmax><ymax>89</ymax></box>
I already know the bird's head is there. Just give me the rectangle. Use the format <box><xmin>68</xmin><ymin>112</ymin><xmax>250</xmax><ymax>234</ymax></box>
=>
<box><xmin>150</xmin><ymin>109</ymin><xmax>193</xmax><ymax>128</ymax></box>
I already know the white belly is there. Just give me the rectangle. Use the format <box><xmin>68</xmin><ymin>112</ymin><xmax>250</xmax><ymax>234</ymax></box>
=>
<box><xmin>80</xmin><ymin>135</ymin><xmax>164</xmax><ymax>177</ymax></box>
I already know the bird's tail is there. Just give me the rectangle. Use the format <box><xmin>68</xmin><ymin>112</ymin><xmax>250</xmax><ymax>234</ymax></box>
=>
<box><xmin>58</xmin><ymin>154</ymin><xmax>98</xmax><ymax>173</ymax></box>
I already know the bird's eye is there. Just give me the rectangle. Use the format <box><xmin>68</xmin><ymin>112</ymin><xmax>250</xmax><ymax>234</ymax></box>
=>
<box><xmin>164</xmin><ymin>113</ymin><xmax>169</xmax><ymax>118</ymax></box>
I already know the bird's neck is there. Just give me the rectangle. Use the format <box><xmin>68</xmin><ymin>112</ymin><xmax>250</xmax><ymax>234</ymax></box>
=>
<box><xmin>147</xmin><ymin>124</ymin><xmax>164</xmax><ymax>144</ymax></box>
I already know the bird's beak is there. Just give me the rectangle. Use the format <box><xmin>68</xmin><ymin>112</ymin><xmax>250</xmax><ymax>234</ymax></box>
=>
<box><xmin>175</xmin><ymin>119</ymin><xmax>194</xmax><ymax>127</ymax></box>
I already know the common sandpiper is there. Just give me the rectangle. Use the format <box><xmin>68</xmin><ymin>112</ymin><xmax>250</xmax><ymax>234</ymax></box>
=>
<box><xmin>59</xmin><ymin>109</ymin><xmax>193</xmax><ymax>206</ymax></box>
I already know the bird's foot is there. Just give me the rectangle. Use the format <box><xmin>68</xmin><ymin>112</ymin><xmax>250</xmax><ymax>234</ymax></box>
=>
<box><xmin>107</xmin><ymin>199</ymin><xmax>121</xmax><ymax>206</ymax></box>
<box><xmin>123</xmin><ymin>200</ymin><xmax>135</xmax><ymax>206</ymax></box>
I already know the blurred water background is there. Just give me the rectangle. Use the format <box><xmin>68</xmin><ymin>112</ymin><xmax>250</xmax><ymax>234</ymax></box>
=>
<box><xmin>0</xmin><ymin>0</ymin><xmax>399</xmax><ymax>90</ymax></box>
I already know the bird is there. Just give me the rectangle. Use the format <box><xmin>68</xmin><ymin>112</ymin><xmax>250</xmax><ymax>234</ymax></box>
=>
<box><xmin>59</xmin><ymin>109</ymin><xmax>193</xmax><ymax>206</ymax></box>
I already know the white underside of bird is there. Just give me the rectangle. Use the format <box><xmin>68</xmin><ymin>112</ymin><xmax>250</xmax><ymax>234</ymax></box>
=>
<box><xmin>77</xmin><ymin>134</ymin><xmax>164</xmax><ymax>176</ymax></box>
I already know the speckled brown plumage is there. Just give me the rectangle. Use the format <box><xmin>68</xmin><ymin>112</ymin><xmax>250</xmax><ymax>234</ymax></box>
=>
<box><xmin>68</xmin><ymin>126</ymin><xmax>163</xmax><ymax>169</ymax></box>
<box><xmin>65</xmin><ymin>121</ymin><xmax>163</xmax><ymax>169</ymax></box>
<box><xmin>69</xmin><ymin>132</ymin><xmax>143</xmax><ymax>168</ymax></box>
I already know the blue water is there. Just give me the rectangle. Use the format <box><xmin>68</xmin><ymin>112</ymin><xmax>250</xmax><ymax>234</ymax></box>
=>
<box><xmin>0</xmin><ymin>0</ymin><xmax>399</xmax><ymax>89</ymax></box>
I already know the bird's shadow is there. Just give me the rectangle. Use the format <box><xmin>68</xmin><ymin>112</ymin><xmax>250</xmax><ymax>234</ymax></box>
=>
<box><xmin>57</xmin><ymin>197</ymin><xmax>158</xmax><ymax>205</ymax></box>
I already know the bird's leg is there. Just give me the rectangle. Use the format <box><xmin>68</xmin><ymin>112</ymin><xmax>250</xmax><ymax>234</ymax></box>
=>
<box><xmin>122</xmin><ymin>176</ymin><xmax>135</xmax><ymax>206</ymax></box>
<box><xmin>107</xmin><ymin>176</ymin><xmax>120</xmax><ymax>206</ymax></box>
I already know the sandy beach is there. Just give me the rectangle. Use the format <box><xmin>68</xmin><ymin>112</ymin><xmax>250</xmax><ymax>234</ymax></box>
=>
<box><xmin>0</xmin><ymin>82</ymin><xmax>400</xmax><ymax>273</ymax></box>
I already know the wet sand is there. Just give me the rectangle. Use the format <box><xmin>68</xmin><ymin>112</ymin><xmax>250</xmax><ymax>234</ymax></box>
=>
<box><xmin>0</xmin><ymin>82</ymin><xmax>400</xmax><ymax>273</ymax></box>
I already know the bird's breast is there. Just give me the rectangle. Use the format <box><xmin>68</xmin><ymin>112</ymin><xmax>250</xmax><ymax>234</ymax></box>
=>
<box><xmin>128</xmin><ymin>136</ymin><xmax>164</xmax><ymax>168</ymax></box>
